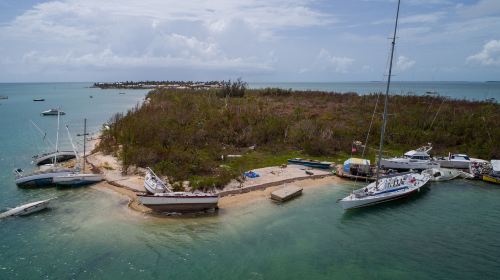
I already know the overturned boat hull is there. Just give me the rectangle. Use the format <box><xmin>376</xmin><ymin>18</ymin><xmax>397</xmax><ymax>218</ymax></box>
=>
<box><xmin>0</xmin><ymin>199</ymin><xmax>51</xmax><ymax>219</ymax></box>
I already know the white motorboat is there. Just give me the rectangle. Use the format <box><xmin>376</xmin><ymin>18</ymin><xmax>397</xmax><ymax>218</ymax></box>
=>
<box><xmin>422</xmin><ymin>168</ymin><xmax>472</xmax><ymax>182</ymax></box>
<box><xmin>0</xmin><ymin>199</ymin><xmax>51</xmax><ymax>219</ymax></box>
<box><xmin>41</xmin><ymin>108</ymin><xmax>65</xmax><ymax>116</ymax></box>
<box><xmin>380</xmin><ymin>144</ymin><xmax>440</xmax><ymax>170</ymax></box>
<box><xmin>340</xmin><ymin>173</ymin><xmax>430</xmax><ymax>210</ymax></box>
<box><xmin>53</xmin><ymin>173</ymin><xmax>103</xmax><ymax>186</ymax></box>
<box><xmin>144</xmin><ymin>167</ymin><xmax>170</xmax><ymax>194</ymax></box>
<box><xmin>339</xmin><ymin>0</ymin><xmax>431</xmax><ymax>210</ymax></box>
<box><xmin>32</xmin><ymin>150</ymin><xmax>76</xmax><ymax>166</ymax></box>
<box><xmin>138</xmin><ymin>167</ymin><xmax>219</xmax><ymax>212</ymax></box>
<box><xmin>434</xmin><ymin>153</ymin><xmax>471</xmax><ymax>169</ymax></box>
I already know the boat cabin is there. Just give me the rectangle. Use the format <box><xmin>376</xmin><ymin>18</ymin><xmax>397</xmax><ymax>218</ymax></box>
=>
<box><xmin>403</xmin><ymin>150</ymin><xmax>431</xmax><ymax>160</ymax></box>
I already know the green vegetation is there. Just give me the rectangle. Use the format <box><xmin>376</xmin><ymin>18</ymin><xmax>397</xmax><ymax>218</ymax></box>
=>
<box><xmin>97</xmin><ymin>85</ymin><xmax>499</xmax><ymax>190</ymax></box>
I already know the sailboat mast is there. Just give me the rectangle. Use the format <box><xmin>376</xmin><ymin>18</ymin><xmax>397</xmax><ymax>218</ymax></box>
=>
<box><xmin>83</xmin><ymin>118</ymin><xmax>86</xmax><ymax>172</ymax></box>
<box><xmin>54</xmin><ymin>108</ymin><xmax>61</xmax><ymax>165</ymax></box>
<box><xmin>375</xmin><ymin>0</ymin><xmax>401</xmax><ymax>184</ymax></box>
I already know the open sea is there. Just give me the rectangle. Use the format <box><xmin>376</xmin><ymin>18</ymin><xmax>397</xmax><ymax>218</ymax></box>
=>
<box><xmin>1</xmin><ymin>82</ymin><xmax>499</xmax><ymax>280</ymax></box>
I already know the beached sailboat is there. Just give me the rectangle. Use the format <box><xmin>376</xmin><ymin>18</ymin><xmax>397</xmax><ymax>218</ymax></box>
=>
<box><xmin>53</xmin><ymin>119</ymin><xmax>103</xmax><ymax>187</ymax></box>
<box><xmin>137</xmin><ymin>168</ymin><xmax>219</xmax><ymax>212</ymax></box>
<box><xmin>30</xmin><ymin>120</ymin><xmax>76</xmax><ymax>165</ymax></box>
<box><xmin>0</xmin><ymin>199</ymin><xmax>52</xmax><ymax>219</ymax></box>
<box><xmin>340</xmin><ymin>0</ymin><xmax>430</xmax><ymax>210</ymax></box>
<box><xmin>380</xmin><ymin>144</ymin><xmax>440</xmax><ymax>170</ymax></box>
<box><xmin>14</xmin><ymin>110</ymin><xmax>74</xmax><ymax>187</ymax></box>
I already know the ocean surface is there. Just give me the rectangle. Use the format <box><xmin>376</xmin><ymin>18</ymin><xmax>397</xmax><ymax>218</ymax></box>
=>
<box><xmin>250</xmin><ymin>81</ymin><xmax>500</xmax><ymax>101</ymax></box>
<box><xmin>1</xmin><ymin>82</ymin><xmax>500</xmax><ymax>279</ymax></box>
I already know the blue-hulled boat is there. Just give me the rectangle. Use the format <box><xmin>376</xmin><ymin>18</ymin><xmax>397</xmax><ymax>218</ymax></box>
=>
<box><xmin>287</xmin><ymin>158</ymin><xmax>332</xmax><ymax>169</ymax></box>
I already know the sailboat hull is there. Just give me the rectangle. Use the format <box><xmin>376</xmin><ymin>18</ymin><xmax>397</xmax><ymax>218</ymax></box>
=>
<box><xmin>15</xmin><ymin>171</ymin><xmax>73</xmax><ymax>188</ymax></box>
<box><xmin>53</xmin><ymin>173</ymin><xmax>103</xmax><ymax>186</ymax></box>
<box><xmin>33</xmin><ymin>151</ymin><xmax>76</xmax><ymax>166</ymax></box>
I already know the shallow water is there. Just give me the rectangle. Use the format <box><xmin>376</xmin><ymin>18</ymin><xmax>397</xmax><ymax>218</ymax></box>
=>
<box><xmin>1</xmin><ymin>83</ymin><xmax>499</xmax><ymax>279</ymax></box>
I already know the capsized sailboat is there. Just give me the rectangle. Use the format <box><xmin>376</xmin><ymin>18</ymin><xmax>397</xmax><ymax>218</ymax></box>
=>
<box><xmin>340</xmin><ymin>0</ymin><xmax>430</xmax><ymax>210</ymax></box>
<box><xmin>30</xmin><ymin>120</ymin><xmax>76</xmax><ymax>166</ymax></box>
<box><xmin>0</xmin><ymin>199</ymin><xmax>52</xmax><ymax>219</ymax></box>
<box><xmin>14</xmin><ymin>110</ymin><xmax>74</xmax><ymax>188</ymax></box>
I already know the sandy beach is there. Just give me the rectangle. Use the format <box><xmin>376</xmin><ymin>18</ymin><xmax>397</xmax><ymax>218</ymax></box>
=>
<box><xmin>85</xmin><ymin>135</ymin><xmax>344</xmax><ymax>216</ymax></box>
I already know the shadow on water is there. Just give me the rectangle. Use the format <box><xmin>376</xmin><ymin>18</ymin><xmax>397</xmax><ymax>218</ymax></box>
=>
<box><xmin>340</xmin><ymin>186</ymin><xmax>431</xmax><ymax>221</ymax></box>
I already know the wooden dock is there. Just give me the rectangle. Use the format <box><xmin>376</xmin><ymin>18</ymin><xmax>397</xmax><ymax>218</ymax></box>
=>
<box><xmin>271</xmin><ymin>185</ymin><xmax>303</xmax><ymax>202</ymax></box>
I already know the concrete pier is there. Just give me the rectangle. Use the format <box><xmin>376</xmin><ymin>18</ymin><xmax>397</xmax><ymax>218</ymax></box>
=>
<box><xmin>271</xmin><ymin>184</ymin><xmax>303</xmax><ymax>202</ymax></box>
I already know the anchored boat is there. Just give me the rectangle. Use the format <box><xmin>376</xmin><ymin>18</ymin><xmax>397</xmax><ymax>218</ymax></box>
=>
<box><xmin>41</xmin><ymin>108</ymin><xmax>65</xmax><ymax>116</ymax></box>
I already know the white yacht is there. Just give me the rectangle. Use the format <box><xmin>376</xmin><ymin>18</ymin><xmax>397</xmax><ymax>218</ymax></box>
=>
<box><xmin>434</xmin><ymin>153</ymin><xmax>471</xmax><ymax>169</ymax></box>
<box><xmin>380</xmin><ymin>144</ymin><xmax>440</xmax><ymax>170</ymax></box>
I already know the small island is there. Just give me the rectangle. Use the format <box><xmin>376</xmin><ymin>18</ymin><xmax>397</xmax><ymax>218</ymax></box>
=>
<box><xmin>92</xmin><ymin>80</ymin><xmax>223</xmax><ymax>90</ymax></box>
<box><xmin>87</xmin><ymin>80</ymin><xmax>499</xmax><ymax>207</ymax></box>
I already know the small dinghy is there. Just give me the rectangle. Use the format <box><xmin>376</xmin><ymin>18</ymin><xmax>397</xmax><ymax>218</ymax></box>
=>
<box><xmin>0</xmin><ymin>199</ymin><xmax>51</xmax><ymax>219</ymax></box>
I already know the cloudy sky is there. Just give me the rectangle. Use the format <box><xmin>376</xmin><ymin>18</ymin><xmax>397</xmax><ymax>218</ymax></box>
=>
<box><xmin>0</xmin><ymin>0</ymin><xmax>499</xmax><ymax>82</ymax></box>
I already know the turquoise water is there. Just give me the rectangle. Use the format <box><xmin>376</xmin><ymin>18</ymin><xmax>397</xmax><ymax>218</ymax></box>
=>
<box><xmin>1</xmin><ymin>83</ymin><xmax>500</xmax><ymax>279</ymax></box>
<box><xmin>250</xmin><ymin>81</ymin><xmax>500</xmax><ymax>101</ymax></box>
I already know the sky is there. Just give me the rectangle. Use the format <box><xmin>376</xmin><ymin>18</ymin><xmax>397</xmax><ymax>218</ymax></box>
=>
<box><xmin>0</xmin><ymin>0</ymin><xmax>499</xmax><ymax>82</ymax></box>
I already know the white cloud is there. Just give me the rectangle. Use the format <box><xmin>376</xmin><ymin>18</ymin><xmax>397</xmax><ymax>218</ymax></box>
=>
<box><xmin>396</xmin><ymin>55</ymin><xmax>415</xmax><ymax>70</ymax></box>
<box><xmin>467</xmin><ymin>40</ymin><xmax>500</xmax><ymax>66</ymax></box>
<box><xmin>373</xmin><ymin>12</ymin><xmax>445</xmax><ymax>25</ymax></box>
<box><xmin>0</xmin><ymin>0</ymin><xmax>333</xmax><ymax>77</ymax></box>
<box><xmin>317</xmin><ymin>49</ymin><xmax>354</xmax><ymax>73</ymax></box>
<box><xmin>457</xmin><ymin>0</ymin><xmax>500</xmax><ymax>18</ymax></box>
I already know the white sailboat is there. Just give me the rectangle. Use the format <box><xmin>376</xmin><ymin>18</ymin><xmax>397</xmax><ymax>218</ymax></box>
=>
<box><xmin>137</xmin><ymin>168</ymin><xmax>219</xmax><ymax>212</ymax></box>
<box><xmin>14</xmin><ymin>109</ymin><xmax>74</xmax><ymax>188</ymax></box>
<box><xmin>53</xmin><ymin>119</ymin><xmax>103</xmax><ymax>187</ymax></box>
<box><xmin>30</xmin><ymin>120</ymin><xmax>76</xmax><ymax>165</ymax></box>
<box><xmin>340</xmin><ymin>0</ymin><xmax>430</xmax><ymax>210</ymax></box>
